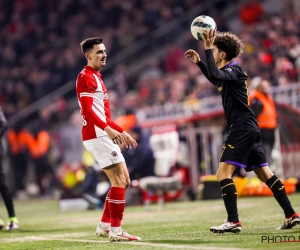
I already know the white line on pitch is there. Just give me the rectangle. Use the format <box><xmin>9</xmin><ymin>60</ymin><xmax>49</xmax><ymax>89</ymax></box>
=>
<box><xmin>2</xmin><ymin>236</ymin><xmax>245</xmax><ymax>250</ymax></box>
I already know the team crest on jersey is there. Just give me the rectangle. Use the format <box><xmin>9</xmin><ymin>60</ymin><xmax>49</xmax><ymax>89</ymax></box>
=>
<box><xmin>94</xmin><ymin>91</ymin><xmax>108</xmax><ymax>101</ymax></box>
<box><xmin>225</xmin><ymin>68</ymin><xmax>232</xmax><ymax>72</ymax></box>
<box><xmin>111</xmin><ymin>151</ymin><xmax>118</xmax><ymax>157</ymax></box>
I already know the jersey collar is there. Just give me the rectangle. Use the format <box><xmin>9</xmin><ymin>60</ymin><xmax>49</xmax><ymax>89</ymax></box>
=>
<box><xmin>84</xmin><ymin>66</ymin><xmax>102</xmax><ymax>77</ymax></box>
<box><xmin>223</xmin><ymin>61</ymin><xmax>239</xmax><ymax>69</ymax></box>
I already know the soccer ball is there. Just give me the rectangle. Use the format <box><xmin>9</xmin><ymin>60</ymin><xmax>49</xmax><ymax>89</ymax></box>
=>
<box><xmin>191</xmin><ymin>15</ymin><xmax>217</xmax><ymax>41</ymax></box>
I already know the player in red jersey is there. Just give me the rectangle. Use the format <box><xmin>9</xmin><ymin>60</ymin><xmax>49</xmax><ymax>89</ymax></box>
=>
<box><xmin>76</xmin><ymin>37</ymin><xmax>141</xmax><ymax>242</ymax></box>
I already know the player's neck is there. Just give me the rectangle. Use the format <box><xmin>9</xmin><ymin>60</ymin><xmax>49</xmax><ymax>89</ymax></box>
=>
<box><xmin>87</xmin><ymin>63</ymin><xmax>102</xmax><ymax>72</ymax></box>
<box><xmin>218</xmin><ymin>60</ymin><xmax>232</xmax><ymax>69</ymax></box>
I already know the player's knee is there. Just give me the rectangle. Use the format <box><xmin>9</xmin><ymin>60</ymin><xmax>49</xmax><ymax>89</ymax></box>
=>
<box><xmin>125</xmin><ymin>179</ymin><xmax>131</xmax><ymax>190</ymax></box>
<box><xmin>111</xmin><ymin>175</ymin><xmax>127</xmax><ymax>188</ymax></box>
<box><xmin>216</xmin><ymin>171</ymin><xmax>225</xmax><ymax>181</ymax></box>
<box><xmin>256</xmin><ymin>172</ymin><xmax>269</xmax><ymax>183</ymax></box>
<box><xmin>254</xmin><ymin>167</ymin><xmax>272</xmax><ymax>183</ymax></box>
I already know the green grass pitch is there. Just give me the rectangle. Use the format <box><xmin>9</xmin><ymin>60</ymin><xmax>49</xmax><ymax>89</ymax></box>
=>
<box><xmin>0</xmin><ymin>193</ymin><xmax>300</xmax><ymax>249</ymax></box>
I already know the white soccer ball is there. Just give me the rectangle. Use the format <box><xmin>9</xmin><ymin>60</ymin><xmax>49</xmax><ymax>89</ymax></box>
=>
<box><xmin>191</xmin><ymin>15</ymin><xmax>217</xmax><ymax>41</ymax></box>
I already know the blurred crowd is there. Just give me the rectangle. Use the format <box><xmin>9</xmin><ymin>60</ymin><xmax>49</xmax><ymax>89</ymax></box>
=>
<box><xmin>0</xmin><ymin>0</ymin><xmax>203</xmax><ymax>120</ymax></box>
<box><xmin>1</xmin><ymin>0</ymin><xmax>300</xmax><ymax>198</ymax></box>
<box><xmin>238</xmin><ymin>0</ymin><xmax>300</xmax><ymax>87</ymax></box>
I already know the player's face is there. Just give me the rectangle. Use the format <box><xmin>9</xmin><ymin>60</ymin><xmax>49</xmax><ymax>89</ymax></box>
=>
<box><xmin>87</xmin><ymin>43</ymin><xmax>107</xmax><ymax>71</ymax></box>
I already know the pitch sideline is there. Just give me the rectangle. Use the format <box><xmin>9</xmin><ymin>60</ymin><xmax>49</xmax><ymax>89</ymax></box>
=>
<box><xmin>2</xmin><ymin>235</ymin><xmax>246</xmax><ymax>250</ymax></box>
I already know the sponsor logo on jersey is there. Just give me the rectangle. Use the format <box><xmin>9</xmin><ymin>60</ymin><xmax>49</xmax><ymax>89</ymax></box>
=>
<box><xmin>94</xmin><ymin>91</ymin><xmax>108</xmax><ymax>101</ymax></box>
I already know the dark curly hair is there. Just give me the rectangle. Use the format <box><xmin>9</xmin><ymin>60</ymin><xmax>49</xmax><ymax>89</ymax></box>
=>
<box><xmin>213</xmin><ymin>32</ymin><xmax>244</xmax><ymax>61</ymax></box>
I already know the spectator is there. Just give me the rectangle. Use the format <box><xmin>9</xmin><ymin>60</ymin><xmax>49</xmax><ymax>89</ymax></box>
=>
<box><xmin>26</xmin><ymin>121</ymin><xmax>57</xmax><ymax>196</ymax></box>
<box><xmin>250</xmin><ymin>77</ymin><xmax>277</xmax><ymax>166</ymax></box>
<box><xmin>163</xmin><ymin>43</ymin><xmax>184</xmax><ymax>73</ymax></box>
<box><xmin>114</xmin><ymin>110</ymin><xmax>137</xmax><ymax>133</ymax></box>
<box><xmin>239</xmin><ymin>0</ymin><xmax>264</xmax><ymax>25</ymax></box>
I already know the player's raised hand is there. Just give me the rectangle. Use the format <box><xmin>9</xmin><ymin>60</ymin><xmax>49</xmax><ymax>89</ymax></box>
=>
<box><xmin>104</xmin><ymin>126</ymin><xmax>126</xmax><ymax>145</ymax></box>
<box><xmin>121</xmin><ymin>131</ymin><xmax>138</xmax><ymax>149</ymax></box>
<box><xmin>202</xmin><ymin>28</ymin><xmax>216</xmax><ymax>50</ymax></box>
<box><xmin>184</xmin><ymin>49</ymin><xmax>200</xmax><ymax>63</ymax></box>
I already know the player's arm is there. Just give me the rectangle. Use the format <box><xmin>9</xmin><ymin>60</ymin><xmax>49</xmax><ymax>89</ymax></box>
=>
<box><xmin>79</xmin><ymin>94</ymin><xmax>109</xmax><ymax>130</ymax></box>
<box><xmin>108</xmin><ymin>120</ymin><xmax>123</xmax><ymax>133</ymax></box>
<box><xmin>205</xmin><ymin>49</ymin><xmax>239</xmax><ymax>81</ymax></box>
<box><xmin>78</xmin><ymin>78</ymin><xmax>126</xmax><ymax>145</ymax></box>
<box><xmin>196</xmin><ymin>60</ymin><xmax>220</xmax><ymax>86</ymax></box>
<box><xmin>77</xmin><ymin>76</ymin><xmax>109</xmax><ymax>130</ymax></box>
<box><xmin>108</xmin><ymin>120</ymin><xmax>137</xmax><ymax>149</ymax></box>
<box><xmin>202</xmin><ymin>29</ymin><xmax>239</xmax><ymax>82</ymax></box>
<box><xmin>184</xmin><ymin>49</ymin><xmax>219</xmax><ymax>86</ymax></box>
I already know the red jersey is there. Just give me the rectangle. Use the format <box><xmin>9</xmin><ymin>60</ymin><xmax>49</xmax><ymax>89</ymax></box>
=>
<box><xmin>76</xmin><ymin>66</ymin><xmax>123</xmax><ymax>141</ymax></box>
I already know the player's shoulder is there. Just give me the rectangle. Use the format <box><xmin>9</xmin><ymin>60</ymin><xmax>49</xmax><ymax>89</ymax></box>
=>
<box><xmin>76</xmin><ymin>68</ymin><xmax>97</xmax><ymax>90</ymax></box>
<box><xmin>78</xmin><ymin>68</ymin><xmax>93</xmax><ymax>78</ymax></box>
<box><xmin>225</xmin><ymin>64</ymin><xmax>247</xmax><ymax>77</ymax></box>
<box><xmin>77</xmin><ymin>68</ymin><xmax>96</xmax><ymax>83</ymax></box>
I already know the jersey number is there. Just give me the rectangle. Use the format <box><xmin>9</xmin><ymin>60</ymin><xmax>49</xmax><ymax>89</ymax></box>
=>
<box><xmin>82</xmin><ymin>118</ymin><xmax>87</xmax><ymax>126</ymax></box>
<box><xmin>78</xmin><ymin>102</ymin><xmax>87</xmax><ymax>126</ymax></box>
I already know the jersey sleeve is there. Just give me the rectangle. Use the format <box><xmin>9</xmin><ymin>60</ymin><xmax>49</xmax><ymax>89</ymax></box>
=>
<box><xmin>108</xmin><ymin>120</ymin><xmax>124</xmax><ymax>133</ymax></box>
<box><xmin>197</xmin><ymin>60</ymin><xmax>219</xmax><ymax>86</ymax></box>
<box><xmin>205</xmin><ymin>49</ymin><xmax>240</xmax><ymax>82</ymax></box>
<box><xmin>77</xmin><ymin>75</ymin><xmax>109</xmax><ymax>130</ymax></box>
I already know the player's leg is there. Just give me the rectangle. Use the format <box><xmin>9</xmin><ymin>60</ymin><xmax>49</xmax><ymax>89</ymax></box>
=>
<box><xmin>103</xmin><ymin>162</ymin><xmax>127</xmax><ymax>229</ymax></box>
<box><xmin>210</xmin><ymin>162</ymin><xmax>242</xmax><ymax>234</ymax></box>
<box><xmin>0</xmin><ymin>155</ymin><xmax>19</xmax><ymax>231</ymax></box>
<box><xmin>210</xmin><ymin>131</ymin><xmax>257</xmax><ymax>234</ymax></box>
<box><xmin>103</xmin><ymin>162</ymin><xmax>140</xmax><ymax>241</ymax></box>
<box><xmin>248</xmin><ymin>132</ymin><xmax>299</xmax><ymax>230</ymax></box>
<box><xmin>254</xmin><ymin>167</ymin><xmax>300</xmax><ymax>229</ymax></box>
<box><xmin>84</xmin><ymin>137</ymin><xmax>140</xmax><ymax>241</ymax></box>
<box><xmin>216</xmin><ymin>163</ymin><xmax>239</xmax><ymax>224</ymax></box>
<box><xmin>83</xmin><ymin>138</ymin><xmax>118</xmax><ymax>237</ymax></box>
<box><xmin>95</xmin><ymin>188</ymin><xmax>111</xmax><ymax>237</ymax></box>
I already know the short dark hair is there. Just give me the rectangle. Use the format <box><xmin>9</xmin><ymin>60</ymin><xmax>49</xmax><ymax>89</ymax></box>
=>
<box><xmin>80</xmin><ymin>37</ymin><xmax>103</xmax><ymax>53</ymax></box>
<box><xmin>213</xmin><ymin>32</ymin><xmax>244</xmax><ymax>61</ymax></box>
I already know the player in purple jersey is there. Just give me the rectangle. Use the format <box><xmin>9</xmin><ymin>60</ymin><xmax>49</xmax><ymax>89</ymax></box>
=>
<box><xmin>185</xmin><ymin>29</ymin><xmax>299</xmax><ymax>233</ymax></box>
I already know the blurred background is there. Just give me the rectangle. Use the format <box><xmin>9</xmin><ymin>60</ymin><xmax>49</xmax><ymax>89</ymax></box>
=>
<box><xmin>1</xmin><ymin>0</ymin><xmax>300</xmax><ymax>209</ymax></box>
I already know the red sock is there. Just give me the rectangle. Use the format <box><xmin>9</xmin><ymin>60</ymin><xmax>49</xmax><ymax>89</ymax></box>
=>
<box><xmin>109</xmin><ymin>187</ymin><xmax>125</xmax><ymax>227</ymax></box>
<box><xmin>101</xmin><ymin>190</ymin><xmax>111</xmax><ymax>223</ymax></box>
